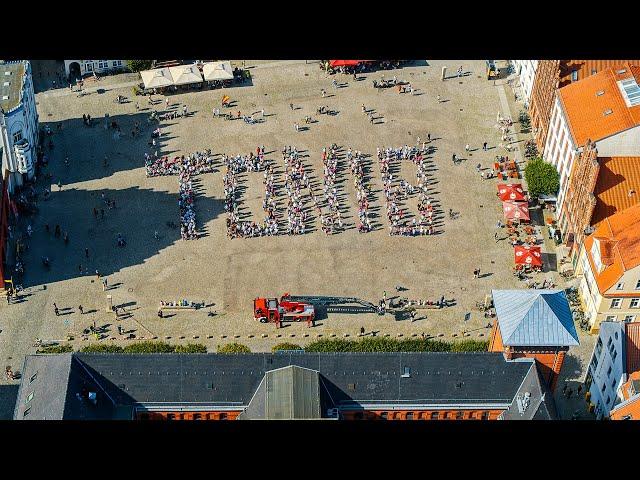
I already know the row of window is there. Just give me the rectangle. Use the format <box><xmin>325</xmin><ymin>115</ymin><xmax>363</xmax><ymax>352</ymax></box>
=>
<box><xmin>614</xmin><ymin>279</ymin><xmax>640</xmax><ymax>291</ymax></box>
<box><xmin>84</xmin><ymin>60</ymin><xmax>123</xmax><ymax>72</ymax></box>
<box><xmin>605</xmin><ymin>314</ymin><xmax>636</xmax><ymax>323</ymax></box>
<box><xmin>355</xmin><ymin>410</ymin><xmax>491</xmax><ymax>420</ymax></box>
<box><xmin>139</xmin><ymin>412</ymin><xmax>230</xmax><ymax>420</ymax></box>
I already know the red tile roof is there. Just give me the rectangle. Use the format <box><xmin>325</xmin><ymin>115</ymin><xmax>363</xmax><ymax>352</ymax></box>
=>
<box><xmin>591</xmin><ymin>157</ymin><xmax>640</xmax><ymax>225</ymax></box>
<box><xmin>626</xmin><ymin>322</ymin><xmax>640</xmax><ymax>374</ymax></box>
<box><xmin>584</xmin><ymin>203</ymin><xmax>640</xmax><ymax>293</ymax></box>
<box><xmin>558</xmin><ymin>63</ymin><xmax>640</xmax><ymax>146</ymax></box>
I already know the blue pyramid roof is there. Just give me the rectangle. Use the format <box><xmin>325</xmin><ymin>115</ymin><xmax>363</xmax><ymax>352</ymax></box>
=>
<box><xmin>492</xmin><ymin>290</ymin><xmax>579</xmax><ymax>347</ymax></box>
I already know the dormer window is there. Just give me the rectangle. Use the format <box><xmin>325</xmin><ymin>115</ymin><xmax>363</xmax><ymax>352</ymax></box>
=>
<box><xmin>616</xmin><ymin>282</ymin><xmax>625</xmax><ymax>290</ymax></box>
<box><xmin>591</xmin><ymin>239</ymin><xmax>604</xmax><ymax>273</ymax></box>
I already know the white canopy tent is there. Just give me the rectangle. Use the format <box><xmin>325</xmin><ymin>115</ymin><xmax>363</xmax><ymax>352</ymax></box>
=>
<box><xmin>202</xmin><ymin>61</ymin><xmax>234</xmax><ymax>81</ymax></box>
<box><xmin>140</xmin><ymin>68</ymin><xmax>174</xmax><ymax>89</ymax></box>
<box><xmin>169</xmin><ymin>64</ymin><xmax>203</xmax><ymax>86</ymax></box>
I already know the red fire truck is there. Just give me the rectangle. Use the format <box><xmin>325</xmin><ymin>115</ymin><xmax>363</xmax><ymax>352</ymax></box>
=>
<box><xmin>253</xmin><ymin>293</ymin><xmax>315</xmax><ymax>328</ymax></box>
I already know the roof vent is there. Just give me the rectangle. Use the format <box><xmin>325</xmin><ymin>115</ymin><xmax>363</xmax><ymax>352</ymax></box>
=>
<box><xmin>401</xmin><ymin>366</ymin><xmax>411</xmax><ymax>378</ymax></box>
<box><xmin>604</xmin><ymin>109</ymin><xmax>613</xmax><ymax>116</ymax></box>
<box><xmin>596</xmin><ymin>90</ymin><xmax>605</xmax><ymax>96</ymax></box>
<box><xmin>617</xmin><ymin>69</ymin><xmax>627</xmax><ymax>75</ymax></box>
<box><xmin>4</xmin><ymin>71</ymin><xmax>10</xmax><ymax>76</ymax></box>
<box><xmin>2</xmin><ymin>82</ymin><xmax>8</xmax><ymax>87</ymax></box>
<box><xmin>1</xmin><ymin>95</ymin><xmax>8</xmax><ymax>100</ymax></box>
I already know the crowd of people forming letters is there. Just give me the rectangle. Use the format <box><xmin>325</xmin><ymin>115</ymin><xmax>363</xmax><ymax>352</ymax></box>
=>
<box><xmin>142</xmin><ymin>141</ymin><xmax>441</xmax><ymax>240</ymax></box>
<box><xmin>377</xmin><ymin>144</ymin><xmax>440</xmax><ymax>236</ymax></box>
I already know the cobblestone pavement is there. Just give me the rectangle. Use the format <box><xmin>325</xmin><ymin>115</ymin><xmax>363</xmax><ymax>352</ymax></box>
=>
<box><xmin>0</xmin><ymin>60</ymin><xmax>593</xmax><ymax>418</ymax></box>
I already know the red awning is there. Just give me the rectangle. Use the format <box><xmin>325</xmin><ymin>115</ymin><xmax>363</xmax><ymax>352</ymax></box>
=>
<box><xmin>497</xmin><ymin>183</ymin><xmax>526</xmax><ymax>202</ymax></box>
<box><xmin>514</xmin><ymin>245</ymin><xmax>543</xmax><ymax>267</ymax></box>
<box><xmin>502</xmin><ymin>201</ymin><xmax>530</xmax><ymax>221</ymax></box>
<box><xmin>329</xmin><ymin>60</ymin><xmax>363</xmax><ymax>68</ymax></box>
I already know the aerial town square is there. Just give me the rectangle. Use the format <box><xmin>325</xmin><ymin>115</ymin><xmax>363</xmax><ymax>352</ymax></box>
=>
<box><xmin>3</xmin><ymin>59</ymin><xmax>640</xmax><ymax>421</ymax></box>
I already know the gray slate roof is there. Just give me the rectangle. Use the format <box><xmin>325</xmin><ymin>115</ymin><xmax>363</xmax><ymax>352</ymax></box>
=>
<box><xmin>15</xmin><ymin>352</ymin><xmax>543</xmax><ymax>420</ymax></box>
<box><xmin>492</xmin><ymin>289</ymin><xmax>579</xmax><ymax>347</ymax></box>
<box><xmin>0</xmin><ymin>61</ymin><xmax>26</xmax><ymax>112</ymax></box>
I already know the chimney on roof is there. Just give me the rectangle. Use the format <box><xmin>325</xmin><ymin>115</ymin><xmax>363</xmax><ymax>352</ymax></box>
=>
<box><xmin>630</xmin><ymin>189</ymin><xmax>636</xmax><ymax>197</ymax></box>
<box><xmin>604</xmin><ymin>109</ymin><xmax>613</xmax><ymax>116</ymax></box>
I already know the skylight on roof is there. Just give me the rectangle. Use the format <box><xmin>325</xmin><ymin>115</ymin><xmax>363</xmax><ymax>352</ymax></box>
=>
<box><xmin>619</xmin><ymin>78</ymin><xmax>640</xmax><ymax>107</ymax></box>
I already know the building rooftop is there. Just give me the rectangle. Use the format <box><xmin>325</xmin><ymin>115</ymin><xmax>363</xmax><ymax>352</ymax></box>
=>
<box><xmin>14</xmin><ymin>352</ymin><xmax>550</xmax><ymax>420</ymax></box>
<box><xmin>584</xmin><ymin>203</ymin><xmax>640</xmax><ymax>293</ymax></box>
<box><xmin>0</xmin><ymin>61</ymin><xmax>26</xmax><ymax>113</ymax></box>
<box><xmin>591</xmin><ymin>157</ymin><xmax>640</xmax><ymax>226</ymax></box>
<box><xmin>492</xmin><ymin>290</ymin><xmax>580</xmax><ymax>347</ymax></box>
<box><xmin>558</xmin><ymin>63</ymin><xmax>640</xmax><ymax>146</ymax></box>
<box><xmin>560</xmin><ymin>60</ymin><xmax>640</xmax><ymax>85</ymax></box>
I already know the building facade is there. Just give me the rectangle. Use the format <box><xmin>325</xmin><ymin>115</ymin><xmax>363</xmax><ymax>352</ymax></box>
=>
<box><xmin>64</xmin><ymin>60</ymin><xmax>126</xmax><ymax>79</ymax></box>
<box><xmin>0</xmin><ymin>169</ymin><xmax>9</xmax><ymax>291</ymax></box>
<box><xmin>585</xmin><ymin>321</ymin><xmax>640</xmax><ymax>419</ymax></box>
<box><xmin>576</xmin><ymin>204</ymin><xmax>640</xmax><ymax>331</ymax></box>
<box><xmin>0</xmin><ymin>61</ymin><xmax>38</xmax><ymax>192</ymax></box>
<box><xmin>13</xmin><ymin>352</ymin><xmax>557</xmax><ymax>421</ymax></box>
<box><xmin>511</xmin><ymin>60</ymin><xmax>538</xmax><ymax>106</ymax></box>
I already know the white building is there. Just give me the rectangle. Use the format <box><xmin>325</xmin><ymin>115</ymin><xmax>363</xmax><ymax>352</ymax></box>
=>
<box><xmin>511</xmin><ymin>60</ymin><xmax>538</xmax><ymax>107</ymax></box>
<box><xmin>0</xmin><ymin>60</ymin><xmax>38</xmax><ymax>193</ymax></box>
<box><xmin>585</xmin><ymin>322</ymin><xmax>626</xmax><ymax>418</ymax></box>
<box><xmin>64</xmin><ymin>60</ymin><xmax>126</xmax><ymax>79</ymax></box>
<box><xmin>543</xmin><ymin>64</ymin><xmax>640</xmax><ymax>230</ymax></box>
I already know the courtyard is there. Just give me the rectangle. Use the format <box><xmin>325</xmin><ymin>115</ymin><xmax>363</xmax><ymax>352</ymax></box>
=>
<box><xmin>1</xmin><ymin>60</ymin><xmax>593</xmax><ymax>391</ymax></box>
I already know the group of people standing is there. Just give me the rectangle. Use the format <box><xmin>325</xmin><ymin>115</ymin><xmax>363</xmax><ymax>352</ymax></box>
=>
<box><xmin>283</xmin><ymin>146</ymin><xmax>311</xmax><ymax>235</ymax></box>
<box><xmin>145</xmin><ymin>150</ymin><xmax>217</xmax><ymax>177</ymax></box>
<box><xmin>320</xmin><ymin>145</ymin><xmax>343</xmax><ymax>235</ymax></box>
<box><xmin>377</xmin><ymin>144</ymin><xmax>438</xmax><ymax>236</ymax></box>
<box><xmin>350</xmin><ymin>149</ymin><xmax>373</xmax><ymax>233</ymax></box>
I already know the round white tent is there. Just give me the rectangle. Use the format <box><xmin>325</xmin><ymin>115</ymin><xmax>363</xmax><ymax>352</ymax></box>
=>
<box><xmin>169</xmin><ymin>64</ymin><xmax>203</xmax><ymax>86</ymax></box>
<box><xmin>140</xmin><ymin>68</ymin><xmax>174</xmax><ymax>89</ymax></box>
<box><xmin>202</xmin><ymin>61</ymin><xmax>234</xmax><ymax>81</ymax></box>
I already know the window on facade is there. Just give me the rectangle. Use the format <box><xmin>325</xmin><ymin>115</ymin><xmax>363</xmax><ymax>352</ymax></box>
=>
<box><xmin>219</xmin><ymin>413</ymin><xmax>227</xmax><ymax>420</ymax></box>
<box><xmin>166</xmin><ymin>414</ymin><xmax>175</xmax><ymax>421</ymax></box>
<box><xmin>430</xmin><ymin>412</ymin><xmax>439</xmax><ymax>420</ymax></box>
<box><xmin>591</xmin><ymin>69</ymin><xmax>597</xmax><ymax>75</ymax></box>
<box><xmin>625</xmin><ymin>315</ymin><xmax>636</xmax><ymax>322</ymax></box>
<box><xmin>635</xmin><ymin>280</ymin><xmax>640</xmax><ymax>290</ymax></box>
<box><xmin>193</xmin><ymin>413</ymin><xmax>201</xmax><ymax>420</ymax></box>
<box><xmin>632</xmin><ymin>299</ymin><xmax>640</xmax><ymax>308</ymax></box>
<box><xmin>611</xmin><ymin>298</ymin><xmax>622</xmax><ymax>309</ymax></box>
<box><xmin>591</xmin><ymin>240</ymin><xmax>604</xmax><ymax>272</ymax></box>
<box><xmin>23</xmin><ymin>408</ymin><xmax>31</xmax><ymax>418</ymax></box>
<box><xmin>455</xmin><ymin>411</ymin><xmax>464</xmax><ymax>420</ymax></box>
<box><xmin>611</xmin><ymin>379</ymin><xmax>617</xmax><ymax>390</ymax></box>
<box><xmin>25</xmin><ymin>392</ymin><xmax>34</xmax><ymax>404</ymax></box>
<box><xmin>607</xmin><ymin>366</ymin><xmax>612</xmax><ymax>377</ymax></box>
<box><xmin>612</xmin><ymin>349</ymin><xmax>618</xmax><ymax>361</ymax></box>
<box><xmin>606</xmin><ymin>396</ymin><xmax>611</xmax><ymax>406</ymax></box>
<box><xmin>12</xmin><ymin>131</ymin><xmax>22</xmax><ymax>144</ymax></box>
<box><xmin>571</xmin><ymin>70</ymin><xmax>579</xmax><ymax>81</ymax></box>
<box><xmin>605</xmin><ymin>315</ymin><xmax>618</xmax><ymax>322</ymax></box>
<box><xmin>406</xmin><ymin>412</ymin><xmax>414</xmax><ymax>420</ymax></box>
<box><xmin>380</xmin><ymin>412</ymin><xmax>388</xmax><ymax>420</ymax></box>
<box><xmin>481</xmin><ymin>411</ymin><xmax>490</xmax><ymax>420</ymax></box>
<box><xmin>601</xmin><ymin>383</ymin><xmax>607</xmax><ymax>393</ymax></box>
<box><xmin>29</xmin><ymin>372</ymin><xmax>37</xmax><ymax>383</ymax></box>
<box><xmin>616</xmin><ymin>282</ymin><xmax>625</xmax><ymax>290</ymax></box>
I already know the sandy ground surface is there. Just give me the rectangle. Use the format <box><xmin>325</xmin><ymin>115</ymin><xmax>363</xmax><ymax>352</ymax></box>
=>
<box><xmin>0</xmin><ymin>60</ymin><xmax>595</xmax><ymax>418</ymax></box>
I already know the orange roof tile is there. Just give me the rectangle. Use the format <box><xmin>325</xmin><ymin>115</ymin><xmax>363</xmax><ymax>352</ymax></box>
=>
<box><xmin>560</xmin><ymin>60</ymin><xmax>640</xmax><ymax>84</ymax></box>
<box><xmin>591</xmin><ymin>157</ymin><xmax>640</xmax><ymax>225</ymax></box>
<box><xmin>626</xmin><ymin>323</ymin><xmax>640</xmax><ymax>374</ymax></box>
<box><xmin>584</xmin><ymin>203</ymin><xmax>640</xmax><ymax>293</ymax></box>
<box><xmin>558</xmin><ymin>63</ymin><xmax>640</xmax><ymax>146</ymax></box>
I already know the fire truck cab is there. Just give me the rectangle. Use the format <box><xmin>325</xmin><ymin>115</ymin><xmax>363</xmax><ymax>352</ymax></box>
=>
<box><xmin>254</xmin><ymin>293</ymin><xmax>315</xmax><ymax>328</ymax></box>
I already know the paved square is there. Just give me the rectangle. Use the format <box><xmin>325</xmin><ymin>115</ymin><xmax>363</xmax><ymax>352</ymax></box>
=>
<box><xmin>2</xmin><ymin>60</ymin><xmax>575</xmax><ymax>354</ymax></box>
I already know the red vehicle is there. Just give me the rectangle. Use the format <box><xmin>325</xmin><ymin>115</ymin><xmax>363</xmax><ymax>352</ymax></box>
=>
<box><xmin>253</xmin><ymin>293</ymin><xmax>315</xmax><ymax>328</ymax></box>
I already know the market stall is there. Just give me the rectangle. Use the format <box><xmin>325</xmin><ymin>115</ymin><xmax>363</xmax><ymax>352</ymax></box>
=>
<box><xmin>503</xmin><ymin>201</ymin><xmax>530</xmax><ymax>222</ymax></box>
<box><xmin>497</xmin><ymin>183</ymin><xmax>526</xmax><ymax>202</ymax></box>
<box><xmin>168</xmin><ymin>64</ymin><xmax>204</xmax><ymax>86</ymax></box>
<box><xmin>140</xmin><ymin>68</ymin><xmax>174</xmax><ymax>90</ymax></box>
<box><xmin>202</xmin><ymin>61</ymin><xmax>234</xmax><ymax>81</ymax></box>
<box><xmin>514</xmin><ymin>245</ymin><xmax>542</xmax><ymax>270</ymax></box>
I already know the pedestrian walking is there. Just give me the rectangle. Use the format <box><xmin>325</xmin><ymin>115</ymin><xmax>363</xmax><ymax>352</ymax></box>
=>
<box><xmin>383</xmin><ymin>291</ymin><xmax>387</xmax><ymax>303</ymax></box>
<box><xmin>483</xmin><ymin>142</ymin><xmax>488</xmax><ymax>151</ymax></box>
<box><xmin>158</xmin><ymin>309</ymin><xmax>164</xmax><ymax>318</ymax></box>
<box><xmin>102</xmin><ymin>278</ymin><xmax>108</xmax><ymax>291</ymax></box>
<box><xmin>370</xmin><ymin>115</ymin><xmax>374</xmax><ymax>124</ymax></box>
<box><xmin>452</xmin><ymin>153</ymin><xmax>457</xmax><ymax>163</ymax></box>
<box><xmin>79</xmin><ymin>305</ymin><xmax>84</xmax><ymax>315</ymax></box>
<box><xmin>427</xmin><ymin>132</ymin><xmax>431</xmax><ymax>142</ymax></box>
<box><xmin>96</xmin><ymin>270</ymin><xmax>100</xmax><ymax>280</ymax></box>
<box><xmin>437</xmin><ymin>95</ymin><xmax>441</xmax><ymax>103</ymax></box>
<box><xmin>183</xmin><ymin>105</ymin><xmax>187</xmax><ymax>116</ymax></box>
<box><xmin>154</xmin><ymin>231</ymin><xmax>159</xmax><ymax>240</ymax></box>
<box><xmin>321</xmin><ymin>89</ymin><xmax>326</xmax><ymax>98</ymax></box>
<box><xmin>465</xmin><ymin>144</ymin><xmax>470</xmax><ymax>152</ymax></box>
<box><xmin>360</xmin><ymin>326</ymin><xmax>365</xmax><ymax>336</ymax></box>
<box><xmin>54</xmin><ymin>303</ymin><xmax>59</xmax><ymax>316</ymax></box>
<box><xmin>410</xmin><ymin>310</ymin><xmax>416</xmax><ymax>321</ymax></box>
<box><xmin>495</xmin><ymin>232</ymin><xmax>499</xmax><ymax>242</ymax></box>
<box><xmin>476</xmin><ymin>163</ymin><xmax>482</xmax><ymax>172</ymax></box>
<box><xmin>362</xmin><ymin>104</ymin><xmax>366</xmax><ymax>114</ymax></box>
<box><xmin>165</xmin><ymin>98</ymin><xmax>169</xmax><ymax>108</ymax></box>
<box><xmin>289</xmin><ymin>103</ymin><xmax>294</xmax><ymax>110</ymax></box>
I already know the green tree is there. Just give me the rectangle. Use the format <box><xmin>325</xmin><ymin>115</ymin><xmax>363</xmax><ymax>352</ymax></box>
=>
<box><xmin>175</xmin><ymin>343</ymin><xmax>208</xmax><ymax>353</ymax></box>
<box><xmin>127</xmin><ymin>60</ymin><xmax>153</xmax><ymax>73</ymax></box>
<box><xmin>123</xmin><ymin>341</ymin><xmax>175</xmax><ymax>353</ymax></box>
<box><xmin>524</xmin><ymin>157</ymin><xmax>560</xmax><ymax>199</ymax></box>
<box><xmin>217</xmin><ymin>343</ymin><xmax>251</xmax><ymax>354</ymax></box>
<box><xmin>272</xmin><ymin>342</ymin><xmax>303</xmax><ymax>352</ymax></box>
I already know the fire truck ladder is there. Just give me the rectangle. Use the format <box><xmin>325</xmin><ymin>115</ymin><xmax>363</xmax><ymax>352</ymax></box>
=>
<box><xmin>285</xmin><ymin>296</ymin><xmax>380</xmax><ymax>314</ymax></box>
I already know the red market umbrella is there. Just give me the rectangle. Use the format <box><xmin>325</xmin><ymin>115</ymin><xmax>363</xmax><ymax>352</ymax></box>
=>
<box><xmin>514</xmin><ymin>245</ymin><xmax>542</xmax><ymax>267</ymax></box>
<box><xmin>497</xmin><ymin>183</ymin><xmax>526</xmax><ymax>202</ymax></box>
<box><xmin>502</xmin><ymin>201</ymin><xmax>530</xmax><ymax>222</ymax></box>
<box><xmin>329</xmin><ymin>60</ymin><xmax>363</xmax><ymax>68</ymax></box>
